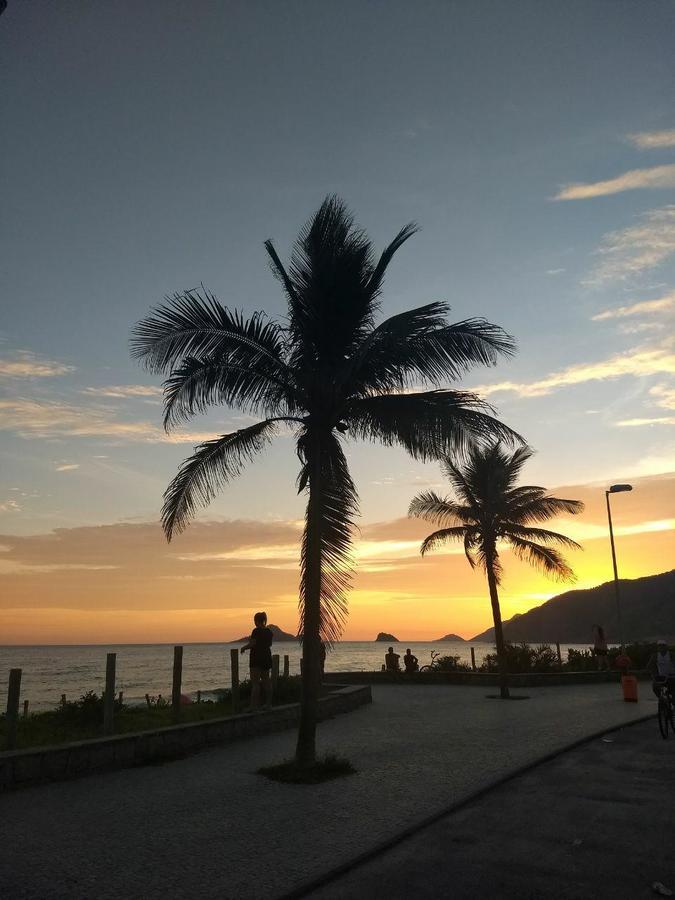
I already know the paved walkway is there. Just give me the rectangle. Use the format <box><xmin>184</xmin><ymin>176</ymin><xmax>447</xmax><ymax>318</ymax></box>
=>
<box><xmin>314</xmin><ymin>717</ymin><xmax>675</xmax><ymax>900</ymax></box>
<box><xmin>0</xmin><ymin>684</ymin><xmax>652</xmax><ymax>899</ymax></box>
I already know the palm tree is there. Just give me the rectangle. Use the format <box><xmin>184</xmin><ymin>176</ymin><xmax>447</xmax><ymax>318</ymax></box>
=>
<box><xmin>409</xmin><ymin>444</ymin><xmax>583</xmax><ymax>698</ymax></box>
<box><xmin>131</xmin><ymin>196</ymin><xmax>518</xmax><ymax>765</ymax></box>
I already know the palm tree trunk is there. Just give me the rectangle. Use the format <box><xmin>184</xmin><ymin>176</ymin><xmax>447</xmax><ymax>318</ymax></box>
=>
<box><xmin>295</xmin><ymin>433</ymin><xmax>323</xmax><ymax>767</ymax></box>
<box><xmin>486</xmin><ymin>562</ymin><xmax>510</xmax><ymax>699</ymax></box>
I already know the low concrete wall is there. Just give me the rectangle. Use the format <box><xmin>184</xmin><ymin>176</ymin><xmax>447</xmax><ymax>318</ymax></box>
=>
<box><xmin>323</xmin><ymin>670</ymin><xmax>649</xmax><ymax>687</ymax></box>
<box><xmin>0</xmin><ymin>684</ymin><xmax>371</xmax><ymax>792</ymax></box>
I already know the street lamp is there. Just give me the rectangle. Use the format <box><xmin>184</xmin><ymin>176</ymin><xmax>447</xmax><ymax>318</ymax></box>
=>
<box><xmin>605</xmin><ymin>484</ymin><xmax>632</xmax><ymax>651</ymax></box>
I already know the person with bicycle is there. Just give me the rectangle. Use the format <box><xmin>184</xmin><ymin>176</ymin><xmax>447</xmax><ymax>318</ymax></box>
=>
<box><xmin>647</xmin><ymin>640</ymin><xmax>675</xmax><ymax>698</ymax></box>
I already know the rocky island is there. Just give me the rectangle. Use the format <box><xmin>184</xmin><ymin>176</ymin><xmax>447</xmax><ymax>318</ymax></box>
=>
<box><xmin>435</xmin><ymin>633</ymin><xmax>465</xmax><ymax>642</ymax></box>
<box><xmin>375</xmin><ymin>632</ymin><xmax>399</xmax><ymax>642</ymax></box>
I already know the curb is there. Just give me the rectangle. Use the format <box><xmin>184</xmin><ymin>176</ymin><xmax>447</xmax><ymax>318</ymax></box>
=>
<box><xmin>278</xmin><ymin>711</ymin><xmax>655</xmax><ymax>900</ymax></box>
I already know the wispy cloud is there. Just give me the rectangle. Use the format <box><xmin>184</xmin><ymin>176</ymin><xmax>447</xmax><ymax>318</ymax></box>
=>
<box><xmin>585</xmin><ymin>206</ymin><xmax>675</xmax><ymax>284</ymax></box>
<box><xmin>0</xmin><ymin>398</ymin><xmax>214</xmax><ymax>443</ymax></box>
<box><xmin>591</xmin><ymin>291</ymin><xmax>675</xmax><ymax>321</ymax></box>
<box><xmin>545</xmin><ymin>268</ymin><xmax>566</xmax><ymax>276</ymax></box>
<box><xmin>82</xmin><ymin>385</ymin><xmax>163</xmax><ymax>399</ymax></box>
<box><xmin>616</xmin><ymin>417</ymin><xmax>675</xmax><ymax>427</ymax></box>
<box><xmin>554</xmin><ymin>165</ymin><xmax>675</xmax><ymax>200</ymax></box>
<box><xmin>650</xmin><ymin>383</ymin><xmax>675</xmax><ymax>410</ymax></box>
<box><xmin>627</xmin><ymin>129</ymin><xmax>675</xmax><ymax>149</ymax></box>
<box><xmin>0</xmin><ymin>351</ymin><xmax>74</xmax><ymax>378</ymax></box>
<box><xmin>0</xmin><ymin>499</ymin><xmax>21</xmax><ymax>513</ymax></box>
<box><xmin>473</xmin><ymin>342</ymin><xmax>675</xmax><ymax>399</ymax></box>
<box><xmin>54</xmin><ymin>463</ymin><xmax>80</xmax><ymax>472</ymax></box>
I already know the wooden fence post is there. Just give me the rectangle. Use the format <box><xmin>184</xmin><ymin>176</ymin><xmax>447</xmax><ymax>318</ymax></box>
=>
<box><xmin>197</xmin><ymin>690</ymin><xmax>201</xmax><ymax>704</ymax></box>
<box><xmin>283</xmin><ymin>654</ymin><xmax>290</xmax><ymax>678</ymax></box>
<box><xmin>103</xmin><ymin>653</ymin><xmax>116</xmax><ymax>736</ymax></box>
<box><xmin>470</xmin><ymin>647</ymin><xmax>476</xmax><ymax>671</ymax></box>
<box><xmin>61</xmin><ymin>693</ymin><xmax>66</xmax><ymax>707</ymax></box>
<box><xmin>230</xmin><ymin>648</ymin><xmax>240</xmax><ymax>713</ymax></box>
<box><xmin>556</xmin><ymin>642</ymin><xmax>563</xmax><ymax>669</ymax></box>
<box><xmin>118</xmin><ymin>691</ymin><xmax>123</xmax><ymax>705</ymax></box>
<box><xmin>172</xmin><ymin>645</ymin><xmax>183</xmax><ymax>723</ymax></box>
<box><xmin>5</xmin><ymin>668</ymin><xmax>22</xmax><ymax>750</ymax></box>
<box><xmin>271</xmin><ymin>654</ymin><xmax>280</xmax><ymax>700</ymax></box>
<box><xmin>23</xmin><ymin>699</ymin><xmax>29</xmax><ymax>719</ymax></box>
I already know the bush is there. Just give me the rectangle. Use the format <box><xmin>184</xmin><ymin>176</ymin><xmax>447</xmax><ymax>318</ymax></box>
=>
<box><xmin>52</xmin><ymin>690</ymin><xmax>125</xmax><ymax>728</ymax></box>
<box><xmin>433</xmin><ymin>654</ymin><xmax>471</xmax><ymax>672</ymax></box>
<box><xmin>482</xmin><ymin>642</ymin><xmax>559</xmax><ymax>673</ymax></box>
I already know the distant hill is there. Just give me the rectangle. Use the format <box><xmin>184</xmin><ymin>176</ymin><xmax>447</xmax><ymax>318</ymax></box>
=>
<box><xmin>470</xmin><ymin>570</ymin><xmax>675</xmax><ymax>644</ymax></box>
<box><xmin>232</xmin><ymin>624</ymin><xmax>297</xmax><ymax>642</ymax></box>
<box><xmin>435</xmin><ymin>633</ymin><xmax>466</xmax><ymax>642</ymax></box>
<box><xmin>375</xmin><ymin>632</ymin><xmax>399</xmax><ymax>642</ymax></box>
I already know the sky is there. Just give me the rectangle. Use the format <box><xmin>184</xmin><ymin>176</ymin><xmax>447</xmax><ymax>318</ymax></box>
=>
<box><xmin>1</xmin><ymin>1</ymin><xmax>674</xmax><ymax>643</ymax></box>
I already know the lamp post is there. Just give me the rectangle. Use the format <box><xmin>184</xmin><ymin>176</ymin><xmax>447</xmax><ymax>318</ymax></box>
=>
<box><xmin>605</xmin><ymin>484</ymin><xmax>632</xmax><ymax>651</ymax></box>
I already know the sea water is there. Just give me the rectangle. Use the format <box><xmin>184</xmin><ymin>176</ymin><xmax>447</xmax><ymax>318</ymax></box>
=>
<box><xmin>0</xmin><ymin>641</ymin><xmax>591</xmax><ymax>711</ymax></box>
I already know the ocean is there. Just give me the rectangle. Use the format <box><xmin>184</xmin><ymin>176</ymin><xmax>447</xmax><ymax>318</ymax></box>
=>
<box><xmin>0</xmin><ymin>641</ymin><xmax>591</xmax><ymax>711</ymax></box>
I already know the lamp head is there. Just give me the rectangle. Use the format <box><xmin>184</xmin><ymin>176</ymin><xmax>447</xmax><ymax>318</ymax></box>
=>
<box><xmin>608</xmin><ymin>484</ymin><xmax>632</xmax><ymax>494</ymax></box>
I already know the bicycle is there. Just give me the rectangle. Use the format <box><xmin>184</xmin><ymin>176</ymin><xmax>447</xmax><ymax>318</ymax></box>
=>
<box><xmin>656</xmin><ymin>677</ymin><xmax>675</xmax><ymax>739</ymax></box>
<box><xmin>419</xmin><ymin>650</ymin><xmax>440</xmax><ymax>673</ymax></box>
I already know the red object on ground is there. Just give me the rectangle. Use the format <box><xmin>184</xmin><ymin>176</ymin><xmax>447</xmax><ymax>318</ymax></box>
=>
<box><xmin>621</xmin><ymin>674</ymin><xmax>638</xmax><ymax>702</ymax></box>
<box><xmin>180</xmin><ymin>693</ymin><xmax>192</xmax><ymax>705</ymax></box>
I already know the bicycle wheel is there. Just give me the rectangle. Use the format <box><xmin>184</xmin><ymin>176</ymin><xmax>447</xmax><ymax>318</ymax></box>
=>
<box><xmin>419</xmin><ymin>665</ymin><xmax>432</xmax><ymax>673</ymax></box>
<box><xmin>658</xmin><ymin>697</ymin><xmax>670</xmax><ymax>739</ymax></box>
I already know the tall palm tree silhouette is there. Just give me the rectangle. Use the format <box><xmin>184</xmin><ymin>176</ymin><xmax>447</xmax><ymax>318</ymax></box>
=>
<box><xmin>409</xmin><ymin>444</ymin><xmax>583</xmax><ymax>699</ymax></box>
<box><xmin>132</xmin><ymin>196</ymin><xmax>517</xmax><ymax>764</ymax></box>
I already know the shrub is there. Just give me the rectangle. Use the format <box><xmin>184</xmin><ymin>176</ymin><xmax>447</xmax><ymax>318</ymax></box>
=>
<box><xmin>482</xmin><ymin>642</ymin><xmax>559</xmax><ymax>673</ymax></box>
<box><xmin>433</xmin><ymin>654</ymin><xmax>471</xmax><ymax>672</ymax></box>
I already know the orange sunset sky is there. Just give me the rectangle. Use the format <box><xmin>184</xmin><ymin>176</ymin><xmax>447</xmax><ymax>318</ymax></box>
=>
<box><xmin>1</xmin><ymin>471</ymin><xmax>673</xmax><ymax>644</ymax></box>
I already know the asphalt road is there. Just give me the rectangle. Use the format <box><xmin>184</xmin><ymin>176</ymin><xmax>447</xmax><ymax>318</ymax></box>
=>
<box><xmin>312</xmin><ymin>717</ymin><xmax>675</xmax><ymax>900</ymax></box>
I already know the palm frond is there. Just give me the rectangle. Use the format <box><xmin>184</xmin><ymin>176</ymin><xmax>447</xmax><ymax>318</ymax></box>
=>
<box><xmin>364</xmin><ymin>222</ymin><xmax>419</xmax><ymax>299</ymax></box>
<box><xmin>131</xmin><ymin>288</ymin><xmax>286</xmax><ymax>374</ymax></box>
<box><xmin>161</xmin><ymin>420</ymin><xmax>277</xmax><ymax>540</ymax></box>
<box><xmin>509</xmin><ymin>494</ymin><xmax>585</xmax><ymax>524</ymax></box>
<box><xmin>347</xmin><ymin>390</ymin><xmax>521</xmax><ymax>462</ymax></box>
<box><xmin>162</xmin><ymin>355</ymin><xmax>297</xmax><ymax>429</ymax></box>
<box><xmin>420</xmin><ymin>526</ymin><xmax>468</xmax><ymax>556</ymax></box>
<box><xmin>507</xmin><ymin>536</ymin><xmax>577</xmax><ymax>581</ymax></box>
<box><xmin>503</xmin><ymin>524</ymin><xmax>582</xmax><ymax>551</ymax></box>
<box><xmin>408</xmin><ymin>490</ymin><xmax>469</xmax><ymax>527</ymax></box>
<box><xmin>284</xmin><ymin>196</ymin><xmax>379</xmax><ymax>363</ymax></box>
<box><xmin>298</xmin><ymin>432</ymin><xmax>358</xmax><ymax>644</ymax></box>
<box><xmin>352</xmin><ymin>314</ymin><xmax>516</xmax><ymax>394</ymax></box>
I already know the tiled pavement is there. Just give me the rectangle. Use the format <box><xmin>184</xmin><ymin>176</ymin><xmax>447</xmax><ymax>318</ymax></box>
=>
<box><xmin>0</xmin><ymin>683</ymin><xmax>651</xmax><ymax>899</ymax></box>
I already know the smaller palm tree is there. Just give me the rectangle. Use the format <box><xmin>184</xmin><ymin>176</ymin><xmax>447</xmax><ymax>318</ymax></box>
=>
<box><xmin>409</xmin><ymin>444</ymin><xmax>583</xmax><ymax>698</ymax></box>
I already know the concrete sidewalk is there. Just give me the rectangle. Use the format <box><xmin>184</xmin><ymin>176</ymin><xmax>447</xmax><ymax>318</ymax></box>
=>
<box><xmin>0</xmin><ymin>683</ymin><xmax>653</xmax><ymax>899</ymax></box>
<box><xmin>313</xmin><ymin>716</ymin><xmax>675</xmax><ymax>900</ymax></box>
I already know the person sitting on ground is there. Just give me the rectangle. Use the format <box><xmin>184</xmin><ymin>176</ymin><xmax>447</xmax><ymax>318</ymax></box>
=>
<box><xmin>403</xmin><ymin>648</ymin><xmax>419</xmax><ymax>673</ymax></box>
<box><xmin>385</xmin><ymin>646</ymin><xmax>400</xmax><ymax>672</ymax></box>
<box><xmin>240</xmin><ymin>611</ymin><xmax>274</xmax><ymax>709</ymax></box>
<box><xmin>592</xmin><ymin>624</ymin><xmax>609</xmax><ymax>671</ymax></box>
<box><xmin>646</xmin><ymin>640</ymin><xmax>675</xmax><ymax>698</ymax></box>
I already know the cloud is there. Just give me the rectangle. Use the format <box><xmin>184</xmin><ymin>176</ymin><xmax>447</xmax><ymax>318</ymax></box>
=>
<box><xmin>650</xmin><ymin>383</ymin><xmax>675</xmax><ymax>410</ymax></box>
<box><xmin>54</xmin><ymin>463</ymin><xmax>79</xmax><ymax>472</ymax></box>
<box><xmin>82</xmin><ymin>385</ymin><xmax>163</xmax><ymax>399</ymax></box>
<box><xmin>585</xmin><ymin>206</ymin><xmax>675</xmax><ymax>284</ymax></box>
<box><xmin>627</xmin><ymin>129</ymin><xmax>675</xmax><ymax>149</ymax></box>
<box><xmin>554</xmin><ymin>165</ymin><xmax>675</xmax><ymax>200</ymax></box>
<box><xmin>473</xmin><ymin>342</ymin><xmax>675</xmax><ymax>399</ymax></box>
<box><xmin>616</xmin><ymin>417</ymin><xmax>675</xmax><ymax>427</ymax></box>
<box><xmin>0</xmin><ymin>351</ymin><xmax>74</xmax><ymax>378</ymax></box>
<box><xmin>0</xmin><ymin>398</ymin><xmax>215</xmax><ymax>443</ymax></box>
<box><xmin>0</xmin><ymin>499</ymin><xmax>21</xmax><ymax>513</ymax></box>
<box><xmin>591</xmin><ymin>291</ymin><xmax>675</xmax><ymax>321</ymax></box>
<box><xmin>546</xmin><ymin>268</ymin><xmax>566</xmax><ymax>276</ymax></box>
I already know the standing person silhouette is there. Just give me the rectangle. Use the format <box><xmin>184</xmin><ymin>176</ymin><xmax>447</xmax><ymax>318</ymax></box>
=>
<box><xmin>240</xmin><ymin>611</ymin><xmax>274</xmax><ymax>709</ymax></box>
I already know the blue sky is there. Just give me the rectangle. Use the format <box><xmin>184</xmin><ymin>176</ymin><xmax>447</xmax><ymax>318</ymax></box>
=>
<box><xmin>0</xmin><ymin>2</ymin><xmax>674</xmax><ymax>642</ymax></box>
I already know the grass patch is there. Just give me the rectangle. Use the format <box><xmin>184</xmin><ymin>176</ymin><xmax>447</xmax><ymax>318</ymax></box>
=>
<box><xmin>258</xmin><ymin>754</ymin><xmax>356</xmax><ymax>784</ymax></box>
